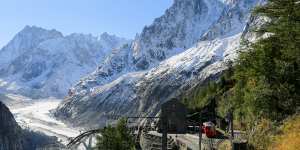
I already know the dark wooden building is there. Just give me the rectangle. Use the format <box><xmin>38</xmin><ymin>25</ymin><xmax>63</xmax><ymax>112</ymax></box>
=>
<box><xmin>160</xmin><ymin>98</ymin><xmax>187</xmax><ymax>134</ymax></box>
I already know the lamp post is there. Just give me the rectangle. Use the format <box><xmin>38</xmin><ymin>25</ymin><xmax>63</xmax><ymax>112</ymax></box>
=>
<box><xmin>162</xmin><ymin>116</ymin><xmax>168</xmax><ymax>150</ymax></box>
<box><xmin>199</xmin><ymin>114</ymin><xmax>202</xmax><ymax>150</ymax></box>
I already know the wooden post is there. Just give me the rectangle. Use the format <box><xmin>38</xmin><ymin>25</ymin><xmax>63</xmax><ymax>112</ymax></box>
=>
<box><xmin>229</xmin><ymin>111</ymin><xmax>234</xmax><ymax>150</ymax></box>
<box><xmin>162</xmin><ymin>116</ymin><xmax>168</xmax><ymax>150</ymax></box>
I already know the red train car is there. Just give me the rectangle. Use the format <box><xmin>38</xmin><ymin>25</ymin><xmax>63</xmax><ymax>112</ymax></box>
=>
<box><xmin>201</xmin><ymin>122</ymin><xmax>217</xmax><ymax>138</ymax></box>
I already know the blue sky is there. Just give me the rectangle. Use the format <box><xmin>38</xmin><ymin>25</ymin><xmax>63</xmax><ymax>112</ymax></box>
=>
<box><xmin>0</xmin><ymin>0</ymin><xmax>173</xmax><ymax>48</ymax></box>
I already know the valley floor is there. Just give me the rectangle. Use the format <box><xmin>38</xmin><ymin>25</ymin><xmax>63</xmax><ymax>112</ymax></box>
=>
<box><xmin>6</xmin><ymin>95</ymin><xmax>81</xmax><ymax>145</ymax></box>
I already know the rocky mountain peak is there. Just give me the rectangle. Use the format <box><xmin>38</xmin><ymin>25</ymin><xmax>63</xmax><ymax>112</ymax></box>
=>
<box><xmin>99</xmin><ymin>32</ymin><xmax>131</xmax><ymax>54</ymax></box>
<box><xmin>0</xmin><ymin>26</ymin><xmax>129</xmax><ymax>98</ymax></box>
<box><xmin>15</xmin><ymin>25</ymin><xmax>63</xmax><ymax>48</ymax></box>
<box><xmin>132</xmin><ymin>0</ymin><xmax>225</xmax><ymax>70</ymax></box>
<box><xmin>21</xmin><ymin>25</ymin><xmax>62</xmax><ymax>36</ymax></box>
<box><xmin>0</xmin><ymin>26</ymin><xmax>63</xmax><ymax>65</ymax></box>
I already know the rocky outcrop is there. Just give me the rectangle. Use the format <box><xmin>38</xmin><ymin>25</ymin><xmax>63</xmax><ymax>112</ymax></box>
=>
<box><xmin>0</xmin><ymin>101</ymin><xmax>24</xmax><ymax>150</ymax></box>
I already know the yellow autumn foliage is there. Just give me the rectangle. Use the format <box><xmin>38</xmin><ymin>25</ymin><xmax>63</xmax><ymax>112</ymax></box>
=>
<box><xmin>248</xmin><ymin>118</ymin><xmax>275</xmax><ymax>150</ymax></box>
<box><xmin>269</xmin><ymin>114</ymin><xmax>300</xmax><ymax>150</ymax></box>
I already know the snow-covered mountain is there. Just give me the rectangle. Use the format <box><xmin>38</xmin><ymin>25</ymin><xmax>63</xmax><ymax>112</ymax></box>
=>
<box><xmin>0</xmin><ymin>26</ymin><xmax>129</xmax><ymax>98</ymax></box>
<box><xmin>55</xmin><ymin>0</ymin><xmax>263</xmax><ymax>128</ymax></box>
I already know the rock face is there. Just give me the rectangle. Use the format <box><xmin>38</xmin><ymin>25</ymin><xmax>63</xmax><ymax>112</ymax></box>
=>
<box><xmin>132</xmin><ymin>0</ymin><xmax>225</xmax><ymax>69</ymax></box>
<box><xmin>0</xmin><ymin>26</ymin><xmax>129</xmax><ymax>98</ymax></box>
<box><xmin>0</xmin><ymin>101</ymin><xmax>24</xmax><ymax>150</ymax></box>
<box><xmin>55</xmin><ymin>0</ymin><xmax>263</xmax><ymax>128</ymax></box>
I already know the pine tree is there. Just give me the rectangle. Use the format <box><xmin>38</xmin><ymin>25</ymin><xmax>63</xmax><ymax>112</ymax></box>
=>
<box><xmin>96</xmin><ymin>118</ymin><xmax>135</xmax><ymax>150</ymax></box>
<box><xmin>233</xmin><ymin>0</ymin><xmax>300</xmax><ymax>121</ymax></box>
